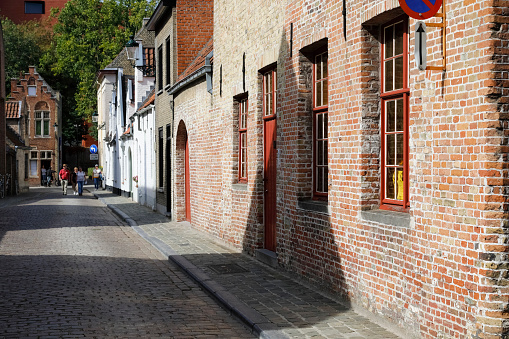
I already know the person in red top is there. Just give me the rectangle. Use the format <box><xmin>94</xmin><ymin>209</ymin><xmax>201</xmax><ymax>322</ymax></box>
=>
<box><xmin>59</xmin><ymin>164</ymin><xmax>71</xmax><ymax>195</ymax></box>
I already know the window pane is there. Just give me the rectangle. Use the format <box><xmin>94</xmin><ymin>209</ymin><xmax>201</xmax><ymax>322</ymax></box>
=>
<box><xmin>384</xmin><ymin>26</ymin><xmax>393</xmax><ymax>58</ymax></box>
<box><xmin>323</xmin><ymin>113</ymin><xmax>328</xmax><ymax>138</ymax></box>
<box><xmin>396</xmin><ymin>168</ymin><xmax>404</xmax><ymax>201</ymax></box>
<box><xmin>386</xmin><ymin>168</ymin><xmax>395</xmax><ymax>200</ymax></box>
<box><xmin>386</xmin><ymin>134</ymin><xmax>396</xmax><ymax>165</ymax></box>
<box><xmin>323</xmin><ymin>79</ymin><xmax>328</xmax><ymax>106</ymax></box>
<box><xmin>395</xmin><ymin>21</ymin><xmax>405</xmax><ymax>55</ymax></box>
<box><xmin>385</xmin><ymin>60</ymin><xmax>393</xmax><ymax>92</ymax></box>
<box><xmin>324</xmin><ymin>166</ymin><xmax>328</xmax><ymax>193</ymax></box>
<box><xmin>386</xmin><ymin>101</ymin><xmax>395</xmax><ymax>132</ymax></box>
<box><xmin>30</xmin><ymin>160</ymin><xmax>38</xmax><ymax>176</ymax></box>
<box><xmin>397</xmin><ymin>133</ymin><xmax>404</xmax><ymax>165</ymax></box>
<box><xmin>35</xmin><ymin>112</ymin><xmax>41</xmax><ymax>119</ymax></box>
<box><xmin>44</xmin><ymin>112</ymin><xmax>50</xmax><ymax>119</ymax></box>
<box><xmin>396</xmin><ymin>99</ymin><xmax>404</xmax><ymax>131</ymax></box>
<box><xmin>316</xmin><ymin>81</ymin><xmax>322</xmax><ymax>107</ymax></box>
<box><xmin>323</xmin><ymin>140</ymin><xmax>328</xmax><ymax>168</ymax></box>
<box><xmin>241</xmin><ymin>133</ymin><xmax>247</xmax><ymax>178</ymax></box>
<box><xmin>395</xmin><ymin>56</ymin><xmax>404</xmax><ymax>90</ymax></box>
<box><xmin>316</xmin><ymin>55</ymin><xmax>322</xmax><ymax>80</ymax></box>
<box><xmin>322</xmin><ymin>54</ymin><xmax>328</xmax><ymax>78</ymax></box>
<box><xmin>317</xmin><ymin>167</ymin><xmax>323</xmax><ymax>193</ymax></box>
<box><xmin>25</xmin><ymin>2</ymin><xmax>44</xmax><ymax>14</ymax></box>
<box><xmin>28</xmin><ymin>86</ymin><xmax>36</xmax><ymax>96</ymax></box>
<box><xmin>317</xmin><ymin>113</ymin><xmax>323</xmax><ymax>139</ymax></box>
<box><xmin>44</xmin><ymin>120</ymin><xmax>50</xmax><ymax>136</ymax></box>
<box><xmin>317</xmin><ymin>140</ymin><xmax>323</xmax><ymax>166</ymax></box>
<box><xmin>265</xmin><ymin>93</ymin><xmax>272</xmax><ymax>116</ymax></box>
<box><xmin>36</xmin><ymin>121</ymin><xmax>41</xmax><ymax>136</ymax></box>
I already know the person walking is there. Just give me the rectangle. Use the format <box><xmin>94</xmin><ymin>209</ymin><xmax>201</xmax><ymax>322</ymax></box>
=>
<box><xmin>93</xmin><ymin>165</ymin><xmax>102</xmax><ymax>191</ymax></box>
<box><xmin>76</xmin><ymin>167</ymin><xmax>86</xmax><ymax>196</ymax></box>
<box><xmin>71</xmin><ymin>167</ymin><xmax>78</xmax><ymax>195</ymax></box>
<box><xmin>47</xmin><ymin>167</ymin><xmax>53</xmax><ymax>186</ymax></box>
<box><xmin>59</xmin><ymin>164</ymin><xmax>71</xmax><ymax>195</ymax></box>
<box><xmin>41</xmin><ymin>166</ymin><xmax>47</xmax><ymax>186</ymax></box>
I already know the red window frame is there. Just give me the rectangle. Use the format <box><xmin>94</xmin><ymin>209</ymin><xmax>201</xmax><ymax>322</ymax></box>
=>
<box><xmin>263</xmin><ymin>69</ymin><xmax>277</xmax><ymax>118</ymax></box>
<box><xmin>380</xmin><ymin>16</ymin><xmax>409</xmax><ymax>212</ymax></box>
<box><xmin>313</xmin><ymin>50</ymin><xmax>328</xmax><ymax>199</ymax></box>
<box><xmin>238</xmin><ymin>98</ymin><xmax>248</xmax><ymax>183</ymax></box>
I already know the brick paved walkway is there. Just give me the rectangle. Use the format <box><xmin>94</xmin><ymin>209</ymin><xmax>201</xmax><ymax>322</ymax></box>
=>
<box><xmin>93</xmin><ymin>189</ymin><xmax>406</xmax><ymax>339</ymax></box>
<box><xmin>0</xmin><ymin>186</ymin><xmax>254</xmax><ymax>338</ymax></box>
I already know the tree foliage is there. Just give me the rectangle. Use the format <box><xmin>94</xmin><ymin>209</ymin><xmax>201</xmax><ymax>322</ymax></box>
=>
<box><xmin>50</xmin><ymin>0</ymin><xmax>156</xmax><ymax>120</ymax></box>
<box><xmin>1</xmin><ymin>18</ymin><xmax>53</xmax><ymax>93</ymax></box>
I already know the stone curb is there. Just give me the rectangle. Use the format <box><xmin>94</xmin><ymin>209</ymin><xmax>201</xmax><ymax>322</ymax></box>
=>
<box><xmin>93</xmin><ymin>192</ymin><xmax>289</xmax><ymax>339</ymax></box>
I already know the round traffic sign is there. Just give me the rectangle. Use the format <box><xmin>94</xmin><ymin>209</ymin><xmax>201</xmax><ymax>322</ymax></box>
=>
<box><xmin>90</xmin><ymin>144</ymin><xmax>98</xmax><ymax>154</ymax></box>
<box><xmin>398</xmin><ymin>0</ymin><xmax>443</xmax><ymax>20</ymax></box>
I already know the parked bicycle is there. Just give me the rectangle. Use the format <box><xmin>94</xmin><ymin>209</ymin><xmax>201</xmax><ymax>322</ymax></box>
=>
<box><xmin>5</xmin><ymin>174</ymin><xmax>11</xmax><ymax>196</ymax></box>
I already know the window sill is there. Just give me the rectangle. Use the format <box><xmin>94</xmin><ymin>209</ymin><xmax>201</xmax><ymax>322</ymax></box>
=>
<box><xmin>157</xmin><ymin>89</ymin><xmax>164</xmax><ymax>96</ymax></box>
<box><xmin>164</xmin><ymin>84</ymin><xmax>172</xmax><ymax>92</ymax></box>
<box><xmin>360</xmin><ymin>209</ymin><xmax>411</xmax><ymax>228</ymax></box>
<box><xmin>158</xmin><ymin>188</ymin><xmax>164</xmax><ymax>193</ymax></box>
<box><xmin>297</xmin><ymin>199</ymin><xmax>330</xmax><ymax>215</ymax></box>
<box><xmin>232</xmin><ymin>183</ymin><xmax>247</xmax><ymax>191</ymax></box>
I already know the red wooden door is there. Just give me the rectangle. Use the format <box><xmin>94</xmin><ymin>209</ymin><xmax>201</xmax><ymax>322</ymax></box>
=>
<box><xmin>185</xmin><ymin>136</ymin><xmax>191</xmax><ymax>221</ymax></box>
<box><xmin>264</xmin><ymin>117</ymin><xmax>277</xmax><ymax>251</ymax></box>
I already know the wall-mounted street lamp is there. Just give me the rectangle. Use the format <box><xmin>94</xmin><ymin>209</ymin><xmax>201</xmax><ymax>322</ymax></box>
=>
<box><xmin>125</xmin><ymin>35</ymin><xmax>155</xmax><ymax>77</ymax></box>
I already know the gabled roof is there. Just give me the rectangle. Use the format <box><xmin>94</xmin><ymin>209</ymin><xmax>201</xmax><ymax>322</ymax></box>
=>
<box><xmin>177</xmin><ymin>37</ymin><xmax>213</xmax><ymax>82</ymax></box>
<box><xmin>5</xmin><ymin>101</ymin><xmax>21</xmax><ymax>118</ymax></box>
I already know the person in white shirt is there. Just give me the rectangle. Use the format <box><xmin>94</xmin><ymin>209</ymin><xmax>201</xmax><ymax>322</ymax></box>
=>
<box><xmin>77</xmin><ymin>167</ymin><xmax>87</xmax><ymax>196</ymax></box>
<box><xmin>92</xmin><ymin>164</ymin><xmax>102</xmax><ymax>191</ymax></box>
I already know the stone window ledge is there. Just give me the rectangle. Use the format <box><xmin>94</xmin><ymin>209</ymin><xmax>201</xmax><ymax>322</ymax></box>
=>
<box><xmin>360</xmin><ymin>209</ymin><xmax>411</xmax><ymax>228</ymax></box>
<box><xmin>297</xmin><ymin>199</ymin><xmax>330</xmax><ymax>215</ymax></box>
<box><xmin>232</xmin><ymin>183</ymin><xmax>248</xmax><ymax>191</ymax></box>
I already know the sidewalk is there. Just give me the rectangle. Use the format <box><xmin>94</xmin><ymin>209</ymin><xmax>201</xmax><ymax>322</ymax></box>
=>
<box><xmin>92</xmin><ymin>190</ymin><xmax>406</xmax><ymax>339</ymax></box>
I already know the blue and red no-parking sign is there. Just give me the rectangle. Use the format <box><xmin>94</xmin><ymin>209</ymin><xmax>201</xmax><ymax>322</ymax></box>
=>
<box><xmin>399</xmin><ymin>0</ymin><xmax>443</xmax><ymax>20</ymax></box>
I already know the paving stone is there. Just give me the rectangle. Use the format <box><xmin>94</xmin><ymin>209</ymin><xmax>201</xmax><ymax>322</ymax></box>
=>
<box><xmin>0</xmin><ymin>186</ymin><xmax>253</xmax><ymax>338</ymax></box>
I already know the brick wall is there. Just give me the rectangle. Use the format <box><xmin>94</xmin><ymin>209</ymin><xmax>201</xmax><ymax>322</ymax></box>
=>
<box><xmin>175</xmin><ymin>0</ymin><xmax>213</xmax><ymax>77</ymax></box>
<box><xmin>162</xmin><ymin>0</ymin><xmax>509</xmax><ymax>338</ymax></box>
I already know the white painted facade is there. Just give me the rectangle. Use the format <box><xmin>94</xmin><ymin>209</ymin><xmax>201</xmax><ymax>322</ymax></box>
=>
<box><xmin>96</xmin><ymin>21</ymin><xmax>156</xmax><ymax>208</ymax></box>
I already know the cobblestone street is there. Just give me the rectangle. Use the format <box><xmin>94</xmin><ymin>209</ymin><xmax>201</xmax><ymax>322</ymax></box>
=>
<box><xmin>0</xmin><ymin>187</ymin><xmax>253</xmax><ymax>338</ymax></box>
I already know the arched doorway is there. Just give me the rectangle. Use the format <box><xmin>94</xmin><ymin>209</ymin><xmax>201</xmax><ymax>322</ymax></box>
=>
<box><xmin>176</xmin><ymin>121</ymin><xmax>190</xmax><ymax>222</ymax></box>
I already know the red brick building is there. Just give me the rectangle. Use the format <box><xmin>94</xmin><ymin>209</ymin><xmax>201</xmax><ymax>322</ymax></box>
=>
<box><xmin>8</xmin><ymin>66</ymin><xmax>61</xmax><ymax>186</ymax></box>
<box><xmin>157</xmin><ymin>0</ymin><xmax>509</xmax><ymax>338</ymax></box>
<box><xmin>0</xmin><ymin>0</ymin><xmax>69</xmax><ymax>24</ymax></box>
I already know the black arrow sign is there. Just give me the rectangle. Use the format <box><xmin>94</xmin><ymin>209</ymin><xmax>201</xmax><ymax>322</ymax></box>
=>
<box><xmin>417</xmin><ymin>24</ymin><xmax>425</xmax><ymax>68</ymax></box>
